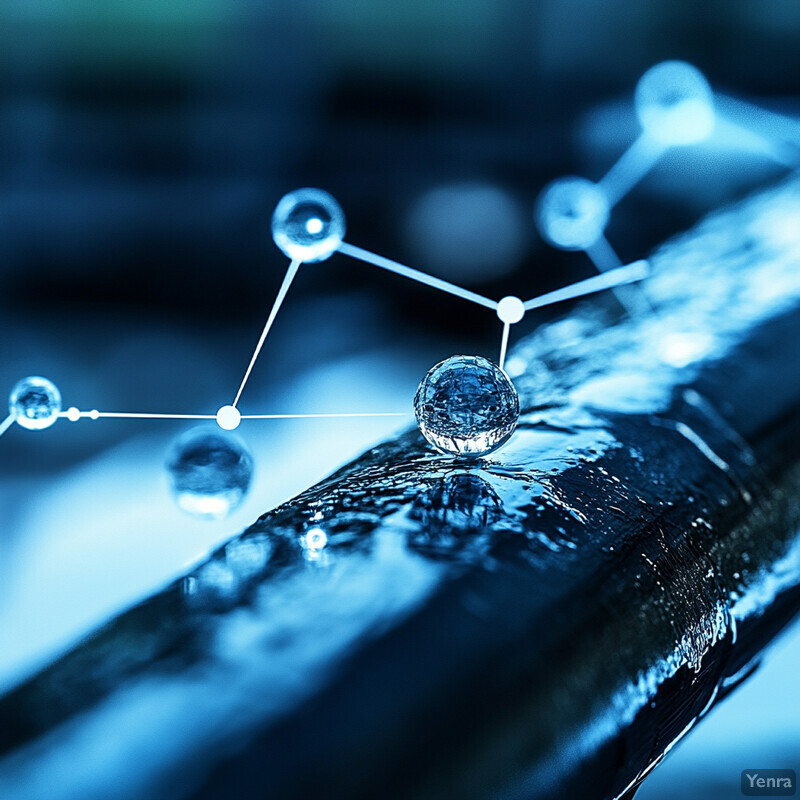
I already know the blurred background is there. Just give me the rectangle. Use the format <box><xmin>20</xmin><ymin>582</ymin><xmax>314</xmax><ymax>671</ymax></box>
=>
<box><xmin>0</xmin><ymin>1</ymin><xmax>799</xmax><ymax>797</ymax></box>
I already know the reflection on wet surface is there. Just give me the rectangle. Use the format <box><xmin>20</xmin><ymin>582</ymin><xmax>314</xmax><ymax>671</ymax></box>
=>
<box><xmin>3</xmin><ymin>179</ymin><xmax>800</xmax><ymax>800</ymax></box>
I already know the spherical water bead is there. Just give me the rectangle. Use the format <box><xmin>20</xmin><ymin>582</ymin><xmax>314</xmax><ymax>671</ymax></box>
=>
<box><xmin>635</xmin><ymin>61</ymin><xmax>715</xmax><ymax>145</ymax></box>
<box><xmin>9</xmin><ymin>376</ymin><xmax>61</xmax><ymax>430</ymax></box>
<box><xmin>271</xmin><ymin>188</ymin><xmax>346</xmax><ymax>262</ymax></box>
<box><xmin>166</xmin><ymin>427</ymin><xmax>254</xmax><ymax>519</ymax></box>
<box><xmin>535</xmin><ymin>177</ymin><xmax>609</xmax><ymax>251</ymax></box>
<box><xmin>414</xmin><ymin>355</ymin><xmax>519</xmax><ymax>457</ymax></box>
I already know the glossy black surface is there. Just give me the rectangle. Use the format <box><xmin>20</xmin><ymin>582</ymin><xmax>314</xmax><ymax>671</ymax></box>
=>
<box><xmin>2</xmin><ymin>179</ymin><xmax>800</xmax><ymax>799</ymax></box>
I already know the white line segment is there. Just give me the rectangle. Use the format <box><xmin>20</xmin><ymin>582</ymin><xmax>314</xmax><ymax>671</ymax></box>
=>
<box><xmin>338</xmin><ymin>242</ymin><xmax>497</xmax><ymax>310</ymax></box>
<box><xmin>523</xmin><ymin>259</ymin><xmax>650</xmax><ymax>312</ymax></box>
<box><xmin>232</xmin><ymin>258</ymin><xmax>302</xmax><ymax>408</ymax></box>
<box><xmin>498</xmin><ymin>321</ymin><xmax>511</xmax><ymax>371</ymax></box>
<box><xmin>598</xmin><ymin>133</ymin><xmax>668</xmax><ymax>207</ymax></box>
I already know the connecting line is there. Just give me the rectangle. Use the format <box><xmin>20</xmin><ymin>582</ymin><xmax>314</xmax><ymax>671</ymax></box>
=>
<box><xmin>58</xmin><ymin>411</ymin><xmax>216</xmax><ymax>420</ymax></box>
<box><xmin>337</xmin><ymin>242</ymin><xmax>497</xmax><ymax>310</ymax></box>
<box><xmin>240</xmin><ymin>412</ymin><xmax>410</xmax><ymax>420</ymax></box>
<box><xmin>585</xmin><ymin>234</ymin><xmax>624</xmax><ymax>272</ymax></box>
<box><xmin>0</xmin><ymin>414</ymin><xmax>14</xmax><ymax>437</ymax></box>
<box><xmin>713</xmin><ymin>101</ymin><xmax>800</xmax><ymax>168</ymax></box>
<box><xmin>523</xmin><ymin>259</ymin><xmax>650</xmax><ymax>312</ymax></box>
<box><xmin>598</xmin><ymin>133</ymin><xmax>669</xmax><ymax>207</ymax></box>
<box><xmin>716</xmin><ymin>93</ymin><xmax>800</xmax><ymax>150</ymax></box>
<box><xmin>498</xmin><ymin>322</ymin><xmax>511</xmax><ymax>372</ymax></box>
<box><xmin>585</xmin><ymin>236</ymin><xmax>651</xmax><ymax>317</ymax></box>
<box><xmin>232</xmin><ymin>258</ymin><xmax>302</xmax><ymax>409</ymax></box>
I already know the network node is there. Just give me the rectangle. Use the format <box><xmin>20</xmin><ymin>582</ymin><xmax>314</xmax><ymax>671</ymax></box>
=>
<box><xmin>166</xmin><ymin>427</ymin><xmax>254</xmax><ymax>519</ymax></box>
<box><xmin>535</xmin><ymin>177</ymin><xmax>610</xmax><ymax>251</ymax></box>
<box><xmin>497</xmin><ymin>296</ymin><xmax>525</xmax><ymax>324</ymax></box>
<box><xmin>66</xmin><ymin>407</ymin><xmax>81</xmax><ymax>422</ymax></box>
<box><xmin>635</xmin><ymin>60</ymin><xmax>715</xmax><ymax>145</ymax></box>
<box><xmin>414</xmin><ymin>355</ymin><xmax>520</xmax><ymax>457</ymax></box>
<box><xmin>271</xmin><ymin>188</ymin><xmax>346</xmax><ymax>263</ymax></box>
<box><xmin>9</xmin><ymin>376</ymin><xmax>61</xmax><ymax>430</ymax></box>
<box><xmin>216</xmin><ymin>404</ymin><xmax>242</xmax><ymax>430</ymax></box>
<box><xmin>89</xmin><ymin>410</ymin><xmax>100</xmax><ymax>420</ymax></box>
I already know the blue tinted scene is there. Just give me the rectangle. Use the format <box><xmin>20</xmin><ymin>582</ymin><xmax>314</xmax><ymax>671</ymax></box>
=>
<box><xmin>0</xmin><ymin>3</ymin><xmax>799</xmax><ymax>799</ymax></box>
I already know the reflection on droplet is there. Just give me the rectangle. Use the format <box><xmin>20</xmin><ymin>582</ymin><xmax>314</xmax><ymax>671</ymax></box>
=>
<box><xmin>167</xmin><ymin>427</ymin><xmax>254</xmax><ymax>519</ymax></box>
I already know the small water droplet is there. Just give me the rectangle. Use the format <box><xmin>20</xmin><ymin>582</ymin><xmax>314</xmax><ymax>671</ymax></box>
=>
<box><xmin>167</xmin><ymin>427</ymin><xmax>253</xmax><ymax>519</ymax></box>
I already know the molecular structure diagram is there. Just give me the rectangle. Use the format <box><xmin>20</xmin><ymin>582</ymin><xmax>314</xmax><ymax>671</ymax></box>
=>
<box><xmin>3</xmin><ymin>61</ymin><xmax>797</xmax><ymax>519</ymax></box>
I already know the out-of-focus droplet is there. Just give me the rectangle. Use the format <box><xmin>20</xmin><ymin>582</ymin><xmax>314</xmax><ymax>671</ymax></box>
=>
<box><xmin>535</xmin><ymin>177</ymin><xmax>609</xmax><ymax>251</ymax></box>
<box><xmin>9</xmin><ymin>376</ymin><xmax>61</xmax><ymax>430</ymax></box>
<box><xmin>635</xmin><ymin>61</ymin><xmax>715</xmax><ymax>145</ymax></box>
<box><xmin>404</xmin><ymin>182</ymin><xmax>527</xmax><ymax>281</ymax></box>
<box><xmin>167</xmin><ymin>427</ymin><xmax>254</xmax><ymax>519</ymax></box>
<box><xmin>271</xmin><ymin>188</ymin><xmax>345</xmax><ymax>262</ymax></box>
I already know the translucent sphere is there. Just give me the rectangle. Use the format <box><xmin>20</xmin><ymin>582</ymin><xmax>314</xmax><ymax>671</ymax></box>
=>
<box><xmin>535</xmin><ymin>177</ymin><xmax>609</xmax><ymax>251</ymax></box>
<box><xmin>166</xmin><ymin>427</ymin><xmax>254</xmax><ymax>519</ymax></box>
<box><xmin>271</xmin><ymin>188</ymin><xmax>346</xmax><ymax>262</ymax></box>
<box><xmin>414</xmin><ymin>355</ymin><xmax>520</xmax><ymax>457</ymax></box>
<box><xmin>635</xmin><ymin>61</ymin><xmax>715</xmax><ymax>145</ymax></box>
<box><xmin>9</xmin><ymin>376</ymin><xmax>61</xmax><ymax>430</ymax></box>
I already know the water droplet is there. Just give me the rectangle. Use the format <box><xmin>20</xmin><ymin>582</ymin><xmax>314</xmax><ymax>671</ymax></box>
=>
<box><xmin>635</xmin><ymin>61</ymin><xmax>714</xmax><ymax>145</ymax></box>
<box><xmin>9</xmin><ymin>376</ymin><xmax>61</xmax><ymax>430</ymax></box>
<box><xmin>166</xmin><ymin>427</ymin><xmax>253</xmax><ymax>519</ymax></box>
<box><xmin>271</xmin><ymin>188</ymin><xmax>345</xmax><ymax>262</ymax></box>
<box><xmin>535</xmin><ymin>177</ymin><xmax>609</xmax><ymax>251</ymax></box>
<box><xmin>414</xmin><ymin>355</ymin><xmax>519</xmax><ymax>457</ymax></box>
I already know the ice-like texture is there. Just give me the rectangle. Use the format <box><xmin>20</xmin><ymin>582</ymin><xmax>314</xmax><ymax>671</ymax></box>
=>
<box><xmin>413</xmin><ymin>355</ymin><xmax>520</xmax><ymax>456</ymax></box>
<box><xmin>8</xmin><ymin>376</ymin><xmax>61</xmax><ymax>431</ymax></box>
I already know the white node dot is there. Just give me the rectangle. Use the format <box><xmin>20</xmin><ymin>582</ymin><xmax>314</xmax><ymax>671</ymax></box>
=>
<box><xmin>216</xmin><ymin>405</ymin><xmax>242</xmax><ymax>431</ymax></box>
<box><xmin>89</xmin><ymin>409</ymin><xmax>100</xmax><ymax>420</ymax></box>
<box><xmin>535</xmin><ymin>177</ymin><xmax>610</xmax><ymax>251</ymax></box>
<box><xmin>66</xmin><ymin>407</ymin><xmax>81</xmax><ymax>422</ymax></box>
<box><xmin>271</xmin><ymin>188</ymin><xmax>346</xmax><ymax>263</ymax></box>
<box><xmin>635</xmin><ymin>61</ymin><xmax>715</xmax><ymax>146</ymax></box>
<box><xmin>497</xmin><ymin>296</ymin><xmax>525</xmax><ymax>324</ymax></box>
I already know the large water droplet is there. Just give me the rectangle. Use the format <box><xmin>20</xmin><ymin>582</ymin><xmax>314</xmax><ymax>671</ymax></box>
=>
<box><xmin>166</xmin><ymin>427</ymin><xmax>254</xmax><ymax>519</ymax></box>
<box><xmin>414</xmin><ymin>355</ymin><xmax>520</xmax><ymax>457</ymax></box>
